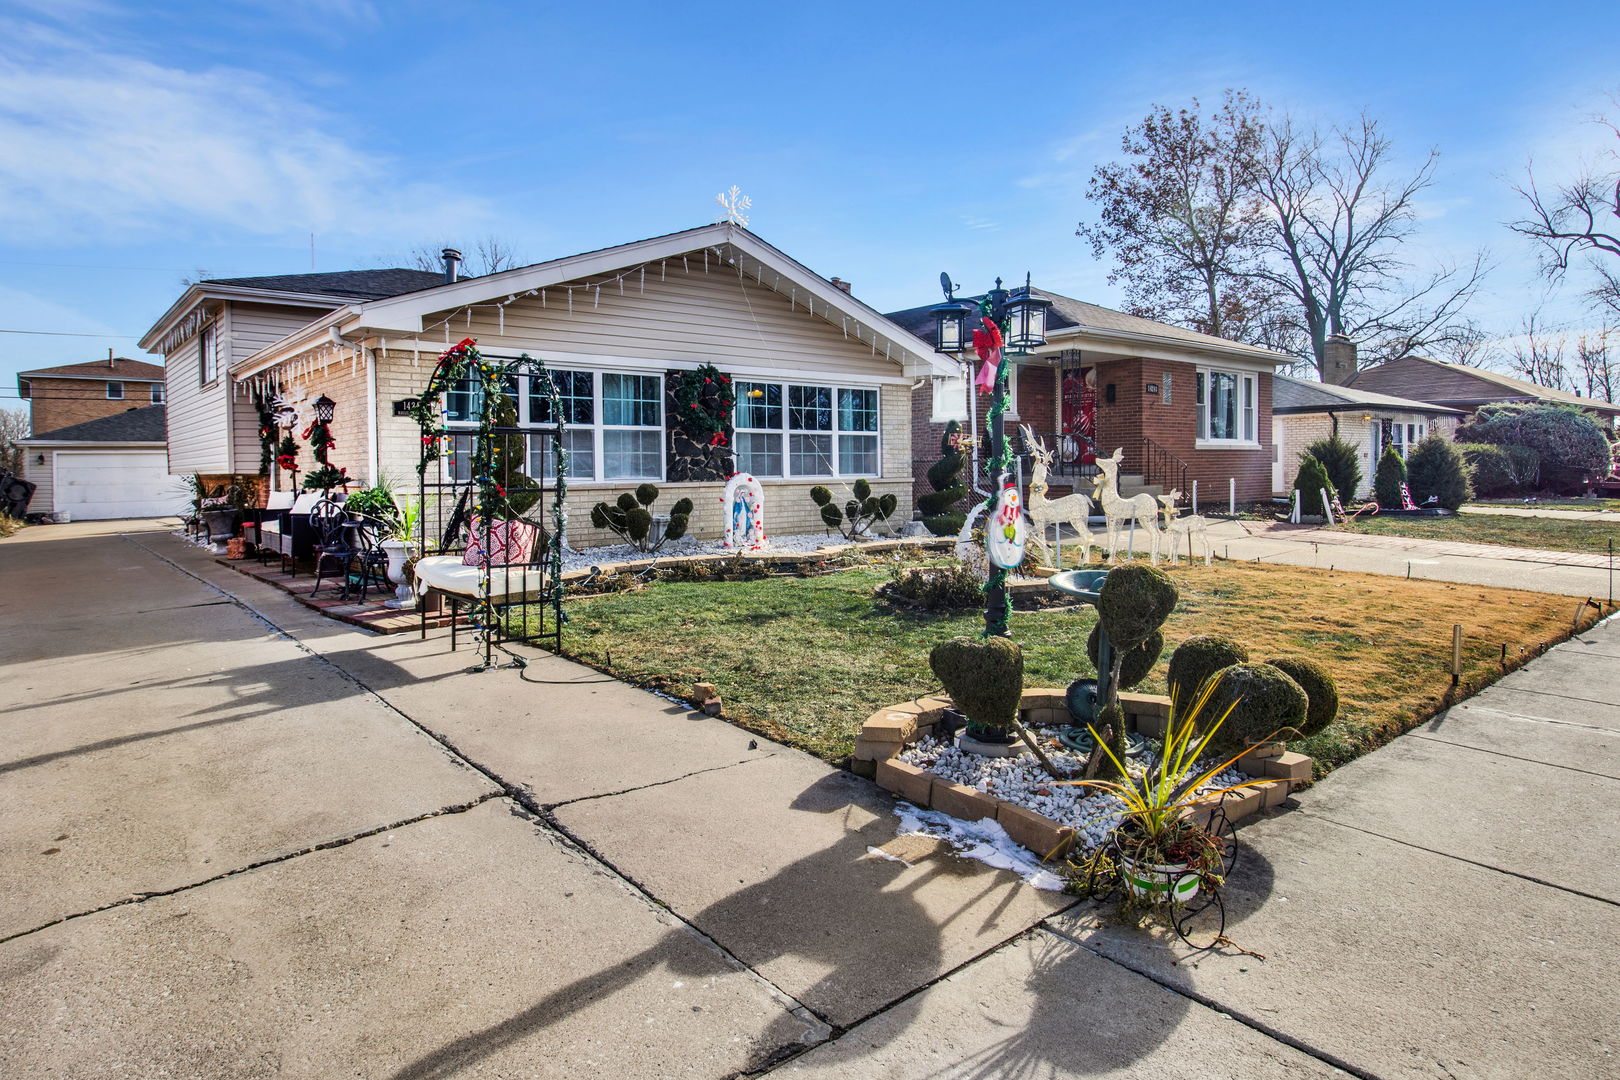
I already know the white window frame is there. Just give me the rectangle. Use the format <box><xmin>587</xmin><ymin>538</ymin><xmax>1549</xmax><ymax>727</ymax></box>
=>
<box><xmin>198</xmin><ymin>323</ymin><xmax>219</xmax><ymax>386</ymax></box>
<box><xmin>441</xmin><ymin>367</ymin><xmax>665</xmax><ymax>485</ymax></box>
<box><xmin>106</xmin><ymin>381</ymin><xmax>123</xmax><ymax>400</ymax></box>
<box><xmin>1195</xmin><ymin>367</ymin><xmax>1259</xmax><ymax>447</ymax></box>
<box><xmin>732</xmin><ymin>379</ymin><xmax>881</xmax><ymax>479</ymax></box>
<box><xmin>150</xmin><ymin>383</ymin><xmax>165</xmax><ymax>404</ymax></box>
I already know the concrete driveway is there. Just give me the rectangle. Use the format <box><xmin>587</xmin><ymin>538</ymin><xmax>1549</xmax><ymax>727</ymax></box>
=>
<box><xmin>3</xmin><ymin>521</ymin><xmax>1615</xmax><ymax>1078</ymax></box>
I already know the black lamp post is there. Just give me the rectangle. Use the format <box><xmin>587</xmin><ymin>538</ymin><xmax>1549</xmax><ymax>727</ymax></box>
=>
<box><xmin>933</xmin><ymin>272</ymin><xmax>1052</xmax><ymax>636</ymax></box>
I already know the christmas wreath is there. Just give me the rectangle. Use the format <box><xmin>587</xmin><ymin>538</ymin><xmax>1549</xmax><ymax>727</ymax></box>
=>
<box><xmin>671</xmin><ymin>363</ymin><xmax>736</xmax><ymax>447</ymax></box>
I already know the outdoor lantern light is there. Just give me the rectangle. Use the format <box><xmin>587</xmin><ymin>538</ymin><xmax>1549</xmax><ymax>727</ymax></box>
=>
<box><xmin>931</xmin><ymin>271</ymin><xmax>973</xmax><ymax>353</ymax></box>
<box><xmin>1003</xmin><ymin>274</ymin><xmax>1052</xmax><ymax>350</ymax></box>
<box><xmin>312</xmin><ymin>395</ymin><xmax>336</xmax><ymax>423</ymax></box>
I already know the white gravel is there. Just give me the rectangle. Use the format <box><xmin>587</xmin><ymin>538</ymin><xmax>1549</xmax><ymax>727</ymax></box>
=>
<box><xmin>898</xmin><ymin>734</ymin><xmax>1250</xmax><ymax>857</ymax></box>
<box><xmin>560</xmin><ymin>531</ymin><xmax>899</xmax><ymax>572</ymax></box>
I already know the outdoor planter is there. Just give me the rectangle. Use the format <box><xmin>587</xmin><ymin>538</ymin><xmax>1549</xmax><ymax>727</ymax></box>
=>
<box><xmin>1119</xmin><ymin>856</ymin><xmax>1202</xmax><ymax>903</ymax></box>
<box><xmin>858</xmin><ymin>688</ymin><xmax>1314</xmax><ymax>863</ymax></box>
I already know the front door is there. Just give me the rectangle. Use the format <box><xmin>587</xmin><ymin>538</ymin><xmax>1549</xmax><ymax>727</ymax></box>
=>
<box><xmin>1271</xmin><ymin>416</ymin><xmax>1288</xmax><ymax>494</ymax></box>
<box><xmin>1059</xmin><ymin>364</ymin><xmax>1097</xmax><ymax>470</ymax></box>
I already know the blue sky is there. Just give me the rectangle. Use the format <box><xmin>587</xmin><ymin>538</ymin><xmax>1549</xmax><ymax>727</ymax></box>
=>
<box><xmin>2</xmin><ymin>0</ymin><xmax>1616</xmax><ymax>408</ymax></box>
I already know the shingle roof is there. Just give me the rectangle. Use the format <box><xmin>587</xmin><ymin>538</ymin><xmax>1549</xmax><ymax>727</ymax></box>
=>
<box><xmin>1272</xmin><ymin>374</ymin><xmax>1463</xmax><ymax>415</ymax></box>
<box><xmin>19</xmin><ymin>357</ymin><xmax>165</xmax><ymax>381</ymax></box>
<box><xmin>200</xmin><ymin>268</ymin><xmax>447</xmax><ymax>301</ymax></box>
<box><xmin>26</xmin><ymin>405</ymin><xmax>166</xmax><ymax>443</ymax></box>
<box><xmin>1347</xmin><ymin>355</ymin><xmax>1620</xmax><ymax>415</ymax></box>
<box><xmin>883</xmin><ymin>288</ymin><xmax>1289</xmax><ymax>361</ymax></box>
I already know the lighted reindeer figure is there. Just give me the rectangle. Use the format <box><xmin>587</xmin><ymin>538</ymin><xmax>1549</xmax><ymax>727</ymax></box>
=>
<box><xmin>1155</xmin><ymin>489</ymin><xmax>1213</xmax><ymax>565</ymax></box>
<box><xmin>1020</xmin><ymin>425</ymin><xmax>1093</xmax><ymax>568</ymax></box>
<box><xmin>1091</xmin><ymin>447</ymin><xmax>1162</xmax><ymax>563</ymax></box>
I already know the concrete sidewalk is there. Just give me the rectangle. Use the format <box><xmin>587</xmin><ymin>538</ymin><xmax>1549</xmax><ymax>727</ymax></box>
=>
<box><xmin>1204</xmin><ymin>517</ymin><xmax>1616</xmax><ymax>598</ymax></box>
<box><xmin>3</xmin><ymin>521</ymin><xmax>1616</xmax><ymax>1077</ymax></box>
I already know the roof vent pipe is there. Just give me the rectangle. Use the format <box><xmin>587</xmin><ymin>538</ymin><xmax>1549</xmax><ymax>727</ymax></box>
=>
<box><xmin>442</xmin><ymin>248</ymin><xmax>462</xmax><ymax>284</ymax></box>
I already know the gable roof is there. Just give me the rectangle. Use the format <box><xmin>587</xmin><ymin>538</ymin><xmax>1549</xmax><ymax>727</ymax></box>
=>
<box><xmin>236</xmin><ymin>223</ymin><xmax>954</xmax><ymax>379</ymax></box>
<box><xmin>1271</xmin><ymin>374</ymin><xmax>1463</xmax><ymax>415</ymax></box>
<box><xmin>199</xmin><ymin>268</ymin><xmax>446</xmax><ymax>301</ymax></box>
<box><xmin>1347</xmin><ymin>355</ymin><xmax>1620</xmax><ymax>416</ymax></box>
<box><xmin>18</xmin><ymin>357</ymin><xmax>165</xmax><ymax>382</ymax></box>
<box><xmin>22</xmin><ymin>405</ymin><xmax>166</xmax><ymax>444</ymax></box>
<box><xmin>883</xmin><ymin>289</ymin><xmax>1293</xmax><ymax>366</ymax></box>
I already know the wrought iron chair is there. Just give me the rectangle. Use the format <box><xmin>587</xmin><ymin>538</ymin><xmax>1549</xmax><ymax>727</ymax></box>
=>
<box><xmin>309</xmin><ymin>500</ymin><xmax>388</xmax><ymax>601</ymax></box>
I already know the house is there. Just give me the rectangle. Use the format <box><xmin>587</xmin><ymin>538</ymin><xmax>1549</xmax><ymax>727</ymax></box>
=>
<box><xmin>1270</xmin><ymin>375</ymin><xmax>1464</xmax><ymax>498</ymax></box>
<box><xmin>885</xmin><ymin>290</ymin><xmax>1295</xmax><ymax>507</ymax></box>
<box><xmin>17</xmin><ymin>406</ymin><xmax>175</xmax><ymax>520</ymax></box>
<box><xmin>1344</xmin><ymin>353</ymin><xmax>1620</xmax><ymax>422</ymax></box>
<box><xmin>17</xmin><ymin>355</ymin><xmax>165</xmax><ymax>435</ymax></box>
<box><xmin>141</xmin><ymin>224</ymin><xmax>951</xmax><ymax>544</ymax></box>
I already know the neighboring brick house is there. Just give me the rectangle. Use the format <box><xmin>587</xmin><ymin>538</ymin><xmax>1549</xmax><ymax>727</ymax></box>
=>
<box><xmin>1270</xmin><ymin>375</ymin><xmax>1463</xmax><ymax>498</ymax></box>
<box><xmin>1345</xmin><ymin>353</ymin><xmax>1620</xmax><ymax>422</ymax></box>
<box><xmin>144</xmin><ymin>223</ymin><xmax>950</xmax><ymax>544</ymax></box>
<box><xmin>887</xmin><ymin>290</ymin><xmax>1294</xmax><ymax>506</ymax></box>
<box><xmin>16</xmin><ymin>405</ymin><xmax>175</xmax><ymax>520</ymax></box>
<box><xmin>16</xmin><ymin>357</ymin><xmax>165</xmax><ymax>435</ymax></box>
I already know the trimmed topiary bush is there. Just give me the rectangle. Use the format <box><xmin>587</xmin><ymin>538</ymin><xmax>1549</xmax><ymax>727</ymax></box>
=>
<box><xmin>1304</xmin><ymin>436</ymin><xmax>1363</xmax><ymax>504</ymax></box>
<box><xmin>1293</xmin><ymin>454</ymin><xmax>1334</xmax><ymax>517</ymax></box>
<box><xmin>1088</xmin><ymin>624</ymin><xmax>1163</xmax><ymax>690</ymax></box>
<box><xmin>1203</xmin><ymin>662</ymin><xmax>1308</xmax><ymax>747</ymax></box>
<box><xmin>811</xmin><ymin>478</ymin><xmax>898</xmax><ymax>541</ymax></box>
<box><xmin>1166</xmin><ymin>634</ymin><xmax>1249</xmax><ymax>711</ymax></box>
<box><xmin>1374</xmin><ymin>443</ymin><xmax>1407</xmax><ymax>508</ymax></box>
<box><xmin>1265</xmin><ymin>656</ymin><xmax>1339</xmax><ymax>737</ymax></box>
<box><xmin>1096</xmin><ymin>564</ymin><xmax>1177</xmax><ymax>651</ymax></box>
<box><xmin>930</xmin><ymin>635</ymin><xmax>1024</xmax><ymax>733</ymax></box>
<box><xmin>1405</xmin><ymin>433</ymin><xmax>1472</xmax><ymax>510</ymax></box>
<box><xmin>918</xmin><ymin>420</ymin><xmax>969</xmax><ymax>536</ymax></box>
<box><xmin>590</xmin><ymin>484</ymin><xmax>691</xmax><ymax>552</ymax></box>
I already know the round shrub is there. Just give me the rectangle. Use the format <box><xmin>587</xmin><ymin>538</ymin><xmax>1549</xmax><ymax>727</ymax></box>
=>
<box><xmin>1458</xmin><ymin>443</ymin><xmax>1512</xmax><ymax>495</ymax></box>
<box><xmin>929</xmin><ymin>635</ymin><xmax>1024</xmax><ymax>732</ymax></box>
<box><xmin>1096</xmin><ymin>564</ymin><xmax>1178</xmax><ymax>650</ymax></box>
<box><xmin>1304</xmin><ymin>436</ymin><xmax>1363</xmax><ymax>504</ymax></box>
<box><xmin>1405</xmin><ymin>434</ymin><xmax>1472</xmax><ymax>510</ymax></box>
<box><xmin>1265</xmin><ymin>656</ymin><xmax>1339</xmax><ymax>737</ymax></box>
<box><xmin>1204</xmin><ymin>662</ymin><xmax>1308</xmax><ymax>746</ymax></box>
<box><xmin>1088</xmin><ymin>624</ymin><xmax>1163</xmax><ymax>689</ymax></box>
<box><xmin>1166</xmin><ymin>634</ymin><xmax>1249</xmax><ymax>711</ymax></box>
<box><xmin>1374</xmin><ymin>443</ymin><xmax>1407</xmax><ymax>508</ymax></box>
<box><xmin>1457</xmin><ymin>401</ymin><xmax>1612</xmax><ymax>490</ymax></box>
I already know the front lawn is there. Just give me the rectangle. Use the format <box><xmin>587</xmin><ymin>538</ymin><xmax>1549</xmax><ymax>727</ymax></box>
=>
<box><xmin>555</xmin><ymin>560</ymin><xmax>1604</xmax><ymax>776</ymax></box>
<box><xmin>1336</xmin><ymin>513</ymin><xmax>1617</xmax><ymax>555</ymax></box>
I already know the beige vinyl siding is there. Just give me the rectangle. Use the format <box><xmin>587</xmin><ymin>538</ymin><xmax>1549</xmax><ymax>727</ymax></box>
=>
<box><xmin>163</xmin><ymin>331</ymin><xmax>231</xmax><ymax>474</ymax></box>
<box><xmin>447</xmin><ymin>261</ymin><xmax>903</xmax><ymax>381</ymax></box>
<box><xmin>228</xmin><ymin>304</ymin><xmax>338</xmax><ymax>472</ymax></box>
<box><xmin>21</xmin><ymin>449</ymin><xmax>54</xmax><ymax>513</ymax></box>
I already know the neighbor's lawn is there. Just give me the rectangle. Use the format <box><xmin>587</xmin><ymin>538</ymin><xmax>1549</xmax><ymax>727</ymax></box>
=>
<box><xmin>556</xmin><ymin>560</ymin><xmax>1604</xmax><ymax>776</ymax></box>
<box><xmin>1336</xmin><ymin>513</ymin><xmax>1618</xmax><ymax>555</ymax></box>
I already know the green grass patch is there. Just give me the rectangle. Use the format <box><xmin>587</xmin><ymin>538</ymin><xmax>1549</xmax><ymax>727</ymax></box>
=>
<box><xmin>1337</xmin><ymin>512</ymin><xmax>1618</xmax><ymax>554</ymax></box>
<box><xmin>552</xmin><ymin>560</ymin><xmax>1606</xmax><ymax>777</ymax></box>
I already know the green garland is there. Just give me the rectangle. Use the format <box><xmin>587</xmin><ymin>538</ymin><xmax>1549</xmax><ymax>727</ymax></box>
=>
<box><xmin>253</xmin><ymin>390</ymin><xmax>277</xmax><ymax>476</ymax></box>
<box><xmin>670</xmin><ymin>363</ymin><xmax>736</xmax><ymax>444</ymax></box>
<box><xmin>978</xmin><ymin>296</ymin><xmax>1015</xmax><ymax>638</ymax></box>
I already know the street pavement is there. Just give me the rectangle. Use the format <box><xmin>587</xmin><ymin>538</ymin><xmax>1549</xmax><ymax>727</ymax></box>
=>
<box><xmin>2</xmin><ymin>520</ymin><xmax>1616</xmax><ymax>1078</ymax></box>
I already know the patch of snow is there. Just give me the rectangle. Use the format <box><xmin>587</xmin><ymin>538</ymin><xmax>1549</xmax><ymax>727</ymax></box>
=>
<box><xmin>892</xmin><ymin>805</ymin><xmax>1066</xmax><ymax>891</ymax></box>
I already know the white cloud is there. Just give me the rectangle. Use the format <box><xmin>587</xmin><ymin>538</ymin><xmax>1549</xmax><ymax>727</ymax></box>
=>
<box><xmin>0</xmin><ymin>24</ymin><xmax>487</xmax><ymax>244</ymax></box>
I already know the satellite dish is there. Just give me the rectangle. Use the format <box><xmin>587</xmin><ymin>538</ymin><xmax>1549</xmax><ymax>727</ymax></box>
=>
<box><xmin>939</xmin><ymin>271</ymin><xmax>955</xmax><ymax>300</ymax></box>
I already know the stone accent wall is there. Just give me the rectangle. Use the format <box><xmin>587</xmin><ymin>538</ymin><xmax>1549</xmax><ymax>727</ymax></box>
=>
<box><xmin>664</xmin><ymin>370</ymin><xmax>734</xmax><ymax>482</ymax></box>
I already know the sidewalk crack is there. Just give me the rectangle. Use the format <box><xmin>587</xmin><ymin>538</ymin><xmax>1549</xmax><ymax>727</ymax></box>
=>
<box><xmin>1403</xmin><ymin>731</ymin><xmax>1620</xmax><ymax>781</ymax></box>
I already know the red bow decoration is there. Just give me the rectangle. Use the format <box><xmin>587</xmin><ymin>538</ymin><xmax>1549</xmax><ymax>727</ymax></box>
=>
<box><xmin>973</xmin><ymin>318</ymin><xmax>1003</xmax><ymax>394</ymax></box>
<box><xmin>709</xmin><ymin>431</ymin><xmax>729</xmax><ymax>447</ymax></box>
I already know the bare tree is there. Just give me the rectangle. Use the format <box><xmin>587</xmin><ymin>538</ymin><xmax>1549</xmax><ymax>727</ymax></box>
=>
<box><xmin>1510</xmin><ymin>109</ymin><xmax>1620</xmax><ymax>318</ymax></box>
<box><xmin>1576</xmin><ymin>328</ymin><xmax>1618</xmax><ymax>402</ymax></box>
<box><xmin>1243</xmin><ymin>112</ymin><xmax>1489</xmax><ymax>376</ymax></box>
<box><xmin>1429</xmin><ymin>319</ymin><xmax>1497</xmax><ymax>367</ymax></box>
<box><xmin>1502</xmin><ymin>311</ymin><xmax>1572</xmax><ymax>391</ymax></box>
<box><xmin>1078</xmin><ymin>91</ymin><xmax>1271</xmax><ymax>341</ymax></box>
<box><xmin>407</xmin><ymin>235</ymin><xmax>524</xmax><ymax>277</ymax></box>
<box><xmin>0</xmin><ymin>407</ymin><xmax>29</xmax><ymax>474</ymax></box>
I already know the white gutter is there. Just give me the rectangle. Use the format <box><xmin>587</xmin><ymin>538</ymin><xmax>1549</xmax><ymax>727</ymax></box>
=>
<box><xmin>364</xmin><ymin>340</ymin><xmax>380</xmax><ymax>483</ymax></box>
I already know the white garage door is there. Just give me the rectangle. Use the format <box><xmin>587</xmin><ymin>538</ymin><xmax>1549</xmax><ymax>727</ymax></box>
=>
<box><xmin>54</xmin><ymin>450</ymin><xmax>181</xmax><ymax>520</ymax></box>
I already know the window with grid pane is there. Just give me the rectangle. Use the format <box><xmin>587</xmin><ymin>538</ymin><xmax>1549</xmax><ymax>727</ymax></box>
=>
<box><xmin>837</xmin><ymin>388</ymin><xmax>878</xmax><ymax>475</ymax></box>
<box><xmin>734</xmin><ymin>382</ymin><xmax>783</xmax><ymax>476</ymax></box>
<box><xmin>788</xmin><ymin>385</ymin><xmax>833</xmax><ymax>476</ymax></box>
<box><xmin>602</xmin><ymin>373</ymin><xmax>662</xmax><ymax>478</ymax></box>
<box><xmin>527</xmin><ymin>370</ymin><xmax>594</xmax><ymax>479</ymax></box>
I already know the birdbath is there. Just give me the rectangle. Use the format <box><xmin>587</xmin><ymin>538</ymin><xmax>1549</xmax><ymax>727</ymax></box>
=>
<box><xmin>1047</xmin><ymin>568</ymin><xmax>1147</xmax><ymax>757</ymax></box>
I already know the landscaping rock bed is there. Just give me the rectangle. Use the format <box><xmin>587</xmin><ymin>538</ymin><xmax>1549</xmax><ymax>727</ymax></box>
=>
<box><xmin>856</xmin><ymin>689</ymin><xmax>1313</xmax><ymax>863</ymax></box>
<box><xmin>558</xmin><ymin>534</ymin><xmax>954</xmax><ymax>583</ymax></box>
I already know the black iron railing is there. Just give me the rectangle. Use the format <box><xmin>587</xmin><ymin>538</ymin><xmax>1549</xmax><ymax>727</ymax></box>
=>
<box><xmin>1142</xmin><ymin>436</ymin><xmax>1190</xmax><ymax>500</ymax></box>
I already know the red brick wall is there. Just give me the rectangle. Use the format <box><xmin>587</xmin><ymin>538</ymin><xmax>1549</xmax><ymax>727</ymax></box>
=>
<box><xmin>26</xmin><ymin>377</ymin><xmax>161</xmax><ymax>435</ymax></box>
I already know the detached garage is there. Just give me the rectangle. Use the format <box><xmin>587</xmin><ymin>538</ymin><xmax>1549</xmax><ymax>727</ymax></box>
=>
<box><xmin>19</xmin><ymin>406</ymin><xmax>181</xmax><ymax>521</ymax></box>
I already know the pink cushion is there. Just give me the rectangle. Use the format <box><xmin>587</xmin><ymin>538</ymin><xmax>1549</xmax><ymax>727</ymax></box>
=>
<box><xmin>462</xmin><ymin>518</ymin><xmax>539</xmax><ymax>568</ymax></box>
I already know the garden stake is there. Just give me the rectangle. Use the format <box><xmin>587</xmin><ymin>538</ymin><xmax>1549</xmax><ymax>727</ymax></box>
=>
<box><xmin>1450</xmin><ymin>624</ymin><xmax>1462</xmax><ymax>689</ymax></box>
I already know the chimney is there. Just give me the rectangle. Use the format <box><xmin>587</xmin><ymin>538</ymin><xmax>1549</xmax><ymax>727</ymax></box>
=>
<box><xmin>442</xmin><ymin>248</ymin><xmax>463</xmax><ymax>284</ymax></box>
<box><xmin>1322</xmin><ymin>334</ymin><xmax>1357</xmax><ymax>385</ymax></box>
<box><xmin>829</xmin><ymin>277</ymin><xmax>852</xmax><ymax>294</ymax></box>
<box><xmin>108</xmin><ymin>347</ymin><xmax>115</xmax><ymax>368</ymax></box>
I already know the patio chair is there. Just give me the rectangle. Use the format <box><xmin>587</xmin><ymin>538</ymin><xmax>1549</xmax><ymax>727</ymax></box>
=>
<box><xmin>309</xmin><ymin>499</ymin><xmax>388</xmax><ymax>601</ymax></box>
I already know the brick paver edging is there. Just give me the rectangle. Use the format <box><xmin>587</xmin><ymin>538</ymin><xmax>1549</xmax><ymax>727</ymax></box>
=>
<box><xmin>854</xmin><ymin>689</ymin><xmax>1312</xmax><ymax>862</ymax></box>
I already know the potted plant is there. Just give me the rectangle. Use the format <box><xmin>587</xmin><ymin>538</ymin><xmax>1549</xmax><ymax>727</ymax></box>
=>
<box><xmin>1070</xmin><ymin>679</ymin><xmax>1274</xmax><ymax>905</ymax></box>
<box><xmin>198</xmin><ymin>481</ymin><xmax>249</xmax><ymax>553</ymax></box>
<box><xmin>379</xmin><ymin>497</ymin><xmax>424</xmax><ymax>599</ymax></box>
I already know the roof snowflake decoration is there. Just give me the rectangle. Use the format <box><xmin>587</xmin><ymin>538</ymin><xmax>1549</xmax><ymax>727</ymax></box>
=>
<box><xmin>714</xmin><ymin>185</ymin><xmax>752</xmax><ymax>226</ymax></box>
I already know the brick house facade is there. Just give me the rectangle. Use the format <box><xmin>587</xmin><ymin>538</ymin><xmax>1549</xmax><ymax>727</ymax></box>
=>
<box><xmin>17</xmin><ymin>358</ymin><xmax>165</xmax><ymax>436</ymax></box>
